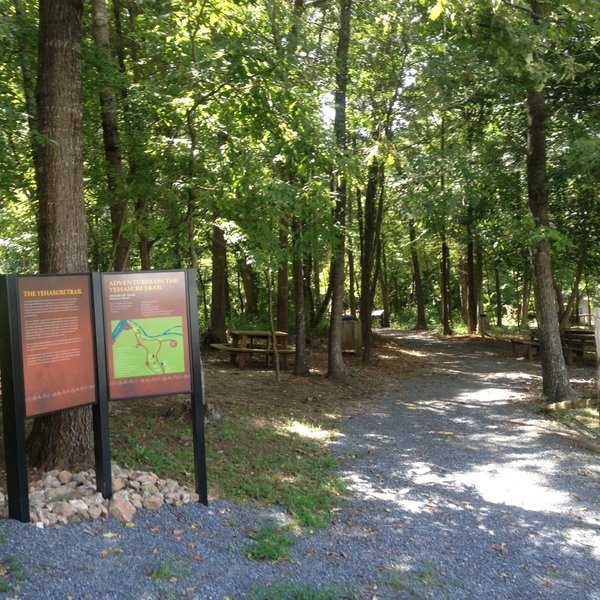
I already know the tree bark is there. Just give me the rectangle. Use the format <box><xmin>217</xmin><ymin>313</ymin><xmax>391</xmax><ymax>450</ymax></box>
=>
<box><xmin>91</xmin><ymin>0</ymin><xmax>130</xmax><ymax>271</ymax></box>
<box><xmin>327</xmin><ymin>0</ymin><xmax>351</xmax><ymax>382</ymax></box>
<box><xmin>27</xmin><ymin>0</ymin><xmax>94</xmax><ymax>470</ymax></box>
<box><xmin>495</xmin><ymin>260</ymin><xmax>503</xmax><ymax>327</ymax></box>
<box><xmin>409</xmin><ymin>224</ymin><xmax>427</xmax><ymax>330</ymax></box>
<box><xmin>277</xmin><ymin>218</ymin><xmax>289</xmax><ymax>332</ymax></box>
<box><xmin>360</xmin><ymin>160</ymin><xmax>380</xmax><ymax>362</ymax></box>
<box><xmin>526</xmin><ymin>81</ymin><xmax>575</xmax><ymax>401</ymax></box>
<box><xmin>440</xmin><ymin>237</ymin><xmax>453</xmax><ymax>335</ymax></box>
<box><xmin>293</xmin><ymin>217</ymin><xmax>309</xmax><ymax>375</ymax></box>
<box><xmin>559</xmin><ymin>246</ymin><xmax>587</xmax><ymax>330</ymax></box>
<box><xmin>209</xmin><ymin>222</ymin><xmax>228</xmax><ymax>343</ymax></box>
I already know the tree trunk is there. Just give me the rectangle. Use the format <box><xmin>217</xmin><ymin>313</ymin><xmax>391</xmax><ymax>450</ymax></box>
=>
<box><xmin>521</xmin><ymin>262</ymin><xmax>532</xmax><ymax>329</ymax></box>
<box><xmin>440</xmin><ymin>237</ymin><xmax>453</xmax><ymax>335</ymax></box>
<box><xmin>495</xmin><ymin>260</ymin><xmax>503</xmax><ymax>327</ymax></box>
<box><xmin>347</xmin><ymin>191</ymin><xmax>357</xmax><ymax>316</ymax></box>
<box><xmin>293</xmin><ymin>217</ymin><xmax>309</xmax><ymax>375</ymax></box>
<box><xmin>410</xmin><ymin>224</ymin><xmax>427</xmax><ymax>330</ymax></box>
<box><xmin>379</xmin><ymin>238</ymin><xmax>391</xmax><ymax>328</ymax></box>
<box><xmin>360</xmin><ymin>161</ymin><xmax>380</xmax><ymax>362</ymax></box>
<box><xmin>239</xmin><ymin>258</ymin><xmax>259</xmax><ymax>318</ymax></box>
<box><xmin>91</xmin><ymin>0</ymin><xmax>130</xmax><ymax>271</ymax></box>
<box><xmin>209</xmin><ymin>222</ymin><xmax>228</xmax><ymax>343</ymax></box>
<box><xmin>27</xmin><ymin>0</ymin><xmax>93</xmax><ymax>470</ymax></box>
<box><xmin>277</xmin><ymin>219</ymin><xmax>289</xmax><ymax>332</ymax></box>
<box><xmin>526</xmin><ymin>79</ymin><xmax>575</xmax><ymax>401</ymax></box>
<box><xmin>559</xmin><ymin>246</ymin><xmax>586</xmax><ymax>330</ymax></box>
<box><xmin>327</xmin><ymin>0</ymin><xmax>351</xmax><ymax>382</ymax></box>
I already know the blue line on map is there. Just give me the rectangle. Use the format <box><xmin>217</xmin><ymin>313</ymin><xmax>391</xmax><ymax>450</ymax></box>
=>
<box><xmin>112</xmin><ymin>319</ymin><xmax>183</xmax><ymax>342</ymax></box>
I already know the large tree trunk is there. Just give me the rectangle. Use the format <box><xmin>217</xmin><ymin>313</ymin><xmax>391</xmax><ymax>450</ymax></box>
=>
<box><xmin>526</xmin><ymin>80</ymin><xmax>575</xmax><ymax>401</ymax></box>
<box><xmin>27</xmin><ymin>0</ymin><xmax>93</xmax><ymax>470</ymax></box>
<box><xmin>327</xmin><ymin>0</ymin><xmax>351</xmax><ymax>382</ymax></box>
<box><xmin>209</xmin><ymin>222</ymin><xmax>228</xmax><ymax>343</ymax></box>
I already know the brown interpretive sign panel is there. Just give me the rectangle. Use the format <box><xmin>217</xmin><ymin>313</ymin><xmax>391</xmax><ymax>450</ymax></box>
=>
<box><xmin>18</xmin><ymin>275</ymin><xmax>96</xmax><ymax>417</ymax></box>
<box><xmin>102</xmin><ymin>271</ymin><xmax>192</xmax><ymax>400</ymax></box>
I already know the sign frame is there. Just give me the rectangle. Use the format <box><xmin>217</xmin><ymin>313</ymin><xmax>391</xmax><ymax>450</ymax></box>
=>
<box><xmin>0</xmin><ymin>269</ymin><xmax>207</xmax><ymax>522</ymax></box>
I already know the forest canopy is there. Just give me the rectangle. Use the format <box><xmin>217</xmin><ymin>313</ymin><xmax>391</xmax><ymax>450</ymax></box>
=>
<box><xmin>1</xmin><ymin>0</ymin><xmax>599</xmax><ymax>351</ymax></box>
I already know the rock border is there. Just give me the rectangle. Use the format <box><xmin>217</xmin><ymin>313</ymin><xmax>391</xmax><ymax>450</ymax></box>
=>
<box><xmin>0</xmin><ymin>464</ymin><xmax>199</xmax><ymax>528</ymax></box>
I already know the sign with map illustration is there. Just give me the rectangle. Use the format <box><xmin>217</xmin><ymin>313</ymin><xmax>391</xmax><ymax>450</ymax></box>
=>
<box><xmin>102</xmin><ymin>271</ymin><xmax>192</xmax><ymax>399</ymax></box>
<box><xmin>17</xmin><ymin>274</ymin><xmax>96</xmax><ymax>417</ymax></box>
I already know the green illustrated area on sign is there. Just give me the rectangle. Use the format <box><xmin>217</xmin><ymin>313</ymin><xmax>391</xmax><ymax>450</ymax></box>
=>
<box><xmin>111</xmin><ymin>317</ymin><xmax>185</xmax><ymax>379</ymax></box>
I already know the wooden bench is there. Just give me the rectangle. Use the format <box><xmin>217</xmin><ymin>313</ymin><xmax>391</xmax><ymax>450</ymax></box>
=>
<box><xmin>210</xmin><ymin>343</ymin><xmax>296</xmax><ymax>368</ymax></box>
<box><xmin>560</xmin><ymin>329</ymin><xmax>596</xmax><ymax>365</ymax></box>
<box><xmin>510</xmin><ymin>328</ymin><xmax>596</xmax><ymax>365</ymax></box>
<box><xmin>509</xmin><ymin>337</ymin><xmax>540</xmax><ymax>360</ymax></box>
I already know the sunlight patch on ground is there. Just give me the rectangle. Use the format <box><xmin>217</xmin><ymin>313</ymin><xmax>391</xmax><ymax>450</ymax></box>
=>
<box><xmin>282</xmin><ymin>420</ymin><xmax>334</xmax><ymax>441</ymax></box>
<box><xmin>564</xmin><ymin>527</ymin><xmax>600</xmax><ymax>558</ymax></box>
<box><xmin>342</xmin><ymin>473</ymin><xmax>426</xmax><ymax>512</ymax></box>
<box><xmin>454</xmin><ymin>466</ymin><xmax>569</xmax><ymax>511</ymax></box>
<box><xmin>484</xmin><ymin>371</ymin><xmax>541</xmax><ymax>382</ymax></box>
<box><xmin>456</xmin><ymin>387</ymin><xmax>522</xmax><ymax>403</ymax></box>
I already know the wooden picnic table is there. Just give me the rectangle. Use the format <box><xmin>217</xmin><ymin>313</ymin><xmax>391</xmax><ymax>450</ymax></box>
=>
<box><xmin>210</xmin><ymin>329</ymin><xmax>294</xmax><ymax>368</ymax></box>
<box><xmin>510</xmin><ymin>327</ymin><xmax>596</xmax><ymax>365</ymax></box>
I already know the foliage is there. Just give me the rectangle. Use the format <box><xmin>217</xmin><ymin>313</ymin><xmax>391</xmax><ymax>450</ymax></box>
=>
<box><xmin>0</xmin><ymin>0</ymin><xmax>599</xmax><ymax>337</ymax></box>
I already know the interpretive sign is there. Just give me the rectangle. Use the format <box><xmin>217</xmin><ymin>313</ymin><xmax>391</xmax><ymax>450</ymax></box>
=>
<box><xmin>0</xmin><ymin>269</ymin><xmax>207</xmax><ymax>522</ymax></box>
<box><xmin>17</xmin><ymin>275</ymin><xmax>96</xmax><ymax>417</ymax></box>
<box><xmin>101</xmin><ymin>271</ymin><xmax>192</xmax><ymax>399</ymax></box>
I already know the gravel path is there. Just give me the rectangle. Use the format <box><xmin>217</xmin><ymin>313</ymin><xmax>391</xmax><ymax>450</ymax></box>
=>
<box><xmin>1</xmin><ymin>331</ymin><xmax>599</xmax><ymax>599</ymax></box>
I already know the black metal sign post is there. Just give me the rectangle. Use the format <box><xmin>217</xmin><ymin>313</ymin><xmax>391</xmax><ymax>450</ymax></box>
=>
<box><xmin>186</xmin><ymin>269</ymin><xmax>208</xmax><ymax>504</ymax></box>
<box><xmin>91</xmin><ymin>272</ymin><xmax>112</xmax><ymax>498</ymax></box>
<box><xmin>0</xmin><ymin>275</ymin><xmax>30</xmax><ymax>522</ymax></box>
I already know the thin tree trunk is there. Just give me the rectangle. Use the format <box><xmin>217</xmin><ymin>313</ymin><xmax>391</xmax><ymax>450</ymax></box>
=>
<box><xmin>293</xmin><ymin>217</ymin><xmax>309</xmax><ymax>375</ymax></box>
<box><xmin>277</xmin><ymin>219</ymin><xmax>289</xmax><ymax>332</ymax></box>
<box><xmin>209</xmin><ymin>222</ymin><xmax>228</xmax><ymax>343</ymax></box>
<box><xmin>409</xmin><ymin>224</ymin><xmax>427</xmax><ymax>330</ymax></box>
<box><xmin>360</xmin><ymin>161</ymin><xmax>380</xmax><ymax>362</ymax></box>
<box><xmin>495</xmin><ymin>260</ymin><xmax>503</xmax><ymax>327</ymax></box>
<box><xmin>91</xmin><ymin>0</ymin><xmax>130</xmax><ymax>271</ymax></box>
<box><xmin>440</xmin><ymin>237</ymin><xmax>453</xmax><ymax>335</ymax></box>
<box><xmin>559</xmin><ymin>246</ymin><xmax>587</xmax><ymax>330</ymax></box>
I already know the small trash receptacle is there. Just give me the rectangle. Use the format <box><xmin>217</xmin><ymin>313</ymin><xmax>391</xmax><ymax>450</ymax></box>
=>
<box><xmin>341</xmin><ymin>315</ymin><xmax>362</xmax><ymax>352</ymax></box>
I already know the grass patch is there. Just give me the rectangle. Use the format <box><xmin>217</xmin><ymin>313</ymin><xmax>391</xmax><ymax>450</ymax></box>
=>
<box><xmin>111</xmin><ymin>408</ymin><xmax>344</xmax><ymax>529</ymax></box>
<box><xmin>250</xmin><ymin>580</ymin><xmax>357</xmax><ymax>599</ymax></box>
<box><xmin>246</xmin><ymin>526</ymin><xmax>295</xmax><ymax>561</ymax></box>
<box><xmin>147</xmin><ymin>556</ymin><xmax>179</xmax><ymax>581</ymax></box>
<box><xmin>553</xmin><ymin>406</ymin><xmax>600</xmax><ymax>445</ymax></box>
<box><xmin>0</xmin><ymin>556</ymin><xmax>27</xmax><ymax>592</ymax></box>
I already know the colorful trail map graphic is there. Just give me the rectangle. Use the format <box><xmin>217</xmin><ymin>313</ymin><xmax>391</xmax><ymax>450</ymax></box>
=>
<box><xmin>111</xmin><ymin>317</ymin><xmax>185</xmax><ymax>379</ymax></box>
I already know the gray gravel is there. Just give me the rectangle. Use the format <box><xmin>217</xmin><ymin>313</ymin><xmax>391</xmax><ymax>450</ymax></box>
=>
<box><xmin>1</xmin><ymin>330</ymin><xmax>599</xmax><ymax>599</ymax></box>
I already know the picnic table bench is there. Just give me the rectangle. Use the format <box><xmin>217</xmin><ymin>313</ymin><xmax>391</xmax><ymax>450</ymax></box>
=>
<box><xmin>510</xmin><ymin>327</ymin><xmax>596</xmax><ymax>365</ymax></box>
<box><xmin>210</xmin><ymin>330</ymin><xmax>295</xmax><ymax>368</ymax></box>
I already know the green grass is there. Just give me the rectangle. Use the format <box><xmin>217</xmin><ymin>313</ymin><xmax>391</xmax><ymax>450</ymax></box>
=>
<box><xmin>147</xmin><ymin>556</ymin><xmax>179</xmax><ymax>581</ymax></box>
<box><xmin>0</xmin><ymin>556</ymin><xmax>27</xmax><ymax>592</ymax></box>
<box><xmin>250</xmin><ymin>580</ymin><xmax>357</xmax><ymax>599</ymax></box>
<box><xmin>110</xmin><ymin>410</ymin><xmax>344</xmax><ymax>529</ymax></box>
<box><xmin>246</xmin><ymin>526</ymin><xmax>295</xmax><ymax>561</ymax></box>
